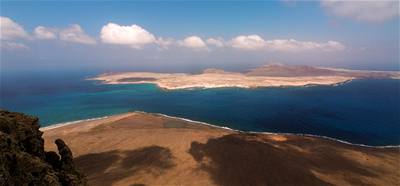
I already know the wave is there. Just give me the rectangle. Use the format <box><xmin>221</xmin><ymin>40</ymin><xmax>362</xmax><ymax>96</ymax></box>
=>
<box><xmin>141</xmin><ymin>111</ymin><xmax>399</xmax><ymax>149</ymax></box>
<box><xmin>40</xmin><ymin>116</ymin><xmax>111</xmax><ymax>131</ymax></box>
<box><xmin>41</xmin><ymin>111</ymin><xmax>399</xmax><ymax>149</ymax></box>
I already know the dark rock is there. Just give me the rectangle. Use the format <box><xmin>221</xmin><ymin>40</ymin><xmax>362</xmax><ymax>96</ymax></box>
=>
<box><xmin>56</xmin><ymin>139</ymin><xmax>75</xmax><ymax>170</ymax></box>
<box><xmin>45</xmin><ymin>151</ymin><xmax>61</xmax><ymax>169</ymax></box>
<box><xmin>0</xmin><ymin>110</ymin><xmax>87</xmax><ymax>186</ymax></box>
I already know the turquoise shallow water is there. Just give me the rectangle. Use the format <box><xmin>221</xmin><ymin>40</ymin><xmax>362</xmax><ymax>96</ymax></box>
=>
<box><xmin>1</xmin><ymin>71</ymin><xmax>399</xmax><ymax>146</ymax></box>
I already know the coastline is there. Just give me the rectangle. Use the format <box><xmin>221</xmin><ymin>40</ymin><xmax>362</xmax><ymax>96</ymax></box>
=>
<box><xmin>41</xmin><ymin>111</ymin><xmax>399</xmax><ymax>148</ymax></box>
<box><xmin>40</xmin><ymin>116</ymin><xmax>110</xmax><ymax>131</ymax></box>
<box><xmin>40</xmin><ymin>112</ymin><xmax>135</xmax><ymax>131</ymax></box>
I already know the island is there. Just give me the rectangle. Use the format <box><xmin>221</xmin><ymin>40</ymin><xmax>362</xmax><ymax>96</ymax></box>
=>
<box><xmin>89</xmin><ymin>64</ymin><xmax>400</xmax><ymax>90</ymax></box>
<box><xmin>41</xmin><ymin>112</ymin><xmax>400</xmax><ymax>186</ymax></box>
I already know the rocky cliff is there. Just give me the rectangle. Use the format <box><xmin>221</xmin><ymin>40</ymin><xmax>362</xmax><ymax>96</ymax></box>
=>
<box><xmin>0</xmin><ymin>110</ymin><xmax>86</xmax><ymax>186</ymax></box>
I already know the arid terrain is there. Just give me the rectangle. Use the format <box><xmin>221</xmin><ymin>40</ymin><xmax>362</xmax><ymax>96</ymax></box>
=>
<box><xmin>90</xmin><ymin>64</ymin><xmax>400</xmax><ymax>90</ymax></box>
<box><xmin>42</xmin><ymin>112</ymin><xmax>400</xmax><ymax>186</ymax></box>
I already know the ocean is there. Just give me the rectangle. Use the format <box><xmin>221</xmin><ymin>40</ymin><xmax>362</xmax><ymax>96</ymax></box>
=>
<box><xmin>1</xmin><ymin>70</ymin><xmax>399</xmax><ymax>146</ymax></box>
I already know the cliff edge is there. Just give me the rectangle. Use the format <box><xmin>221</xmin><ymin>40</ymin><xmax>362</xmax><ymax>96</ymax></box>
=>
<box><xmin>0</xmin><ymin>110</ymin><xmax>87</xmax><ymax>186</ymax></box>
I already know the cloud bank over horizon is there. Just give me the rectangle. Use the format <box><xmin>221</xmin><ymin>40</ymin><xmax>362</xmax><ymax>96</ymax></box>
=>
<box><xmin>1</xmin><ymin>17</ymin><xmax>347</xmax><ymax>53</ymax></box>
<box><xmin>1</xmin><ymin>1</ymin><xmax>398</xmax><ymax>71</ymax></box>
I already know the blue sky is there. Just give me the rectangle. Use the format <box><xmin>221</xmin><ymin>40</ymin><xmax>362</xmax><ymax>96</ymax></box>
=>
<box><xmin>1</xmin><ymin>1</ymin><xmax>399</xmax><ymax>72</ymax></box>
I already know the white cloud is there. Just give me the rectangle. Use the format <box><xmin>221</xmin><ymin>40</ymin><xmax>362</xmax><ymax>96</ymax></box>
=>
<box><xmin>321</xmin><ymin>1</ymin><xmax>399</xmax><ymax>23</ymax></box>
<box><xmin>34</xmin><ymin>25</ymin><xmax>95</xmax><ymax>44</ymax></box>
<box><xmin>179</xmin><ymin>36</ymin><xmax>207</xmax><ymax>49</ymax></box>
<box><xmin>1</xmin><ymin>41</ymin><xmax>29</xmax><ymax>50</ymax></box>
<box><xmin>100</xmin><ymin>23</ymin><xmax>156</xmax><ymax>48</ymax></box>
<box><xmin>319</xmin><ymin>40</ymin><xmax>346</xmax><ymax>52</ymax></box>
<box><xmin>59</xmin><ymin>24</ymin><xmax>96</xmax><ymax>45</ymax></box>
<box><xmin>0</xmin><ymin>16</ymin><xmax>29</xmax><ymax>40</ymax></box>
<box><xmin>34</xmin><ymin>26</ymin><xmax>57</xmax><ymax>40</ymax></box>
<box><xmin>229</xmin><ymin>35</ymin><xmax>345</xmax><ymax>52</ymax></box>
<box><xmin>206</xmin><ymin>37</ymin><xmax>225</xmax><ymax>47</ymax></box>
<box><xmin>155</xmin><ymin>37</ymin><xmax>174</xmax><ymax>49</ymax></box>
<box><xmin>0</xmin><ymin>16</ymin><xmax>346</xmax><ymax>53</ymax></box>
<box><xmin>266</xmin><ymin>39</ymin><xmax>345</xmax><ymax>52</ymax></box>
<box><xmin>230</xmin><ymin>35</ymin><xmax>266</xmax><ymax>50</ymax></box>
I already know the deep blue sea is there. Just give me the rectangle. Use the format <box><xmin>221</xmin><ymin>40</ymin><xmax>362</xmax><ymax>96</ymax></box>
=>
<box><xmin>1</xmin><ymin>71</ymin><xmax>399</xmax><ymax>146</ymax></box>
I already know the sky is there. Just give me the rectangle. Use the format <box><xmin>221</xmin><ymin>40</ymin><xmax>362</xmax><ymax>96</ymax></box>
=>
<box><xmin>1</xmin><ymin>0</ymin><xmax>399</xmax><ymax>73</ymax></box>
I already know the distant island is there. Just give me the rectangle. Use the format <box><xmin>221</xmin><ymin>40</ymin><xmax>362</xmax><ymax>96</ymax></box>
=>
<box><xmin>90</xmin><ymin>64</ymin><xmax>400</xmax><ymax>90</ymax></box>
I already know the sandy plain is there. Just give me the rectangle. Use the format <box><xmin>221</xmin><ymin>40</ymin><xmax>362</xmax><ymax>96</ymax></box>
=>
<box><xmin>42</xmin><ymin>112</ymin><xmax>400</xmax><ymax>186</ymax></box>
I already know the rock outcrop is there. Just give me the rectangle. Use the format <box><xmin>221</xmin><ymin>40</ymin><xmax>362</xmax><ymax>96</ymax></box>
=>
<box><xmin>0</xmin><ymin>110</ymin><xmax>87</xmax><ymax>186</ymax></box>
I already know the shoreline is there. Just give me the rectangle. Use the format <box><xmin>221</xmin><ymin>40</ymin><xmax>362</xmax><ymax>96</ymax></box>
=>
<box><xmin>41</xmin><ymin>111</ymin><xmax>400</xmax><ymax>149</ymax></box>
<box><xmin>40</xmin><ymin>116</ymin><xmax>111</xmax><ymax>131</ymax></box>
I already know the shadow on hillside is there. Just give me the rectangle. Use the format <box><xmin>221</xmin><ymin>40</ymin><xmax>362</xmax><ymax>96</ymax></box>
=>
<box><xmin>74</xmin><ymin>146</ymin><xmax>175</xmax><ymax>186</ymax></box>
<box><xmin>188</xmin><ymin>133</ymin><xmax>377</xmax><ymax>186</ymax></box>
